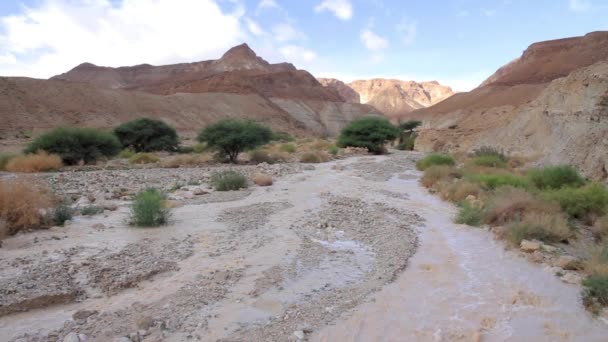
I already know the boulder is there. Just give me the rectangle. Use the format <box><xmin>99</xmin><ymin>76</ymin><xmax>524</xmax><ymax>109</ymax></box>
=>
<box><xmin>556</xmin><ymin>255</ymin><xmax>581</xmax><ymax>270</ymax></box>
<box><xmin>520</xmin><ymin>240</ymin><xmax>541</xmax><ymax>253</ymax></box>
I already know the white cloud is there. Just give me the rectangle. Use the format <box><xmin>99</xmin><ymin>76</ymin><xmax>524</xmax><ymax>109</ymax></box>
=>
<box><xmin>258</xmin><ymin>0</ymin><xmax>279</xmax><ymax>10</ymax></box>
<box><xmin>0</xmin><ymin>0</ymin><xmax>247</xmax><ymax>78</ymax></box>
<box><xmin>272</xmin><ymin>22</ymin><xmax>305</xmax><ymax>42</ymax></box>
<box><xmin>314</xmin><ymin>0</ymin><xmax>353</xmax><ymax>20</ymax></box>
<box><xmin>396</xmin><ymin>18</ymin><xmax>417</xmax><ymax>46</ymax></box>
<box><xmin>245</xmin><ymin>18</ymin><xmax>265</xmax><ymax>36</ymax></box>
<box><xmin>569</xmin><ymin>0</ymin><xmax>591</xmax><ymax>11</ymax></box>
<box><xmin>278</xmin><ymin>45</ymin><xmax>317</xmax><ymax>64</ymax></box>
<box><xmin>360</xmin><ymin>29</ymin><xmax>388</xmax><ymax>51</ymax></box>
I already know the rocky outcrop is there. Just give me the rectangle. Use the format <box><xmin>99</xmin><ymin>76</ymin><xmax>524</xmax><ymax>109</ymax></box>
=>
<box><xmin>413</xmin><ymin>33</ymin><xmax>608</xmax><ymax>180</ymax></box>
<box><xmin>317</xmin><ymin>78</ymin><xmax>360</xmax><ymax>103</ymax></box>
<box><xmin>348</xmin><ymin>79</ymin><xmax>454</xmax><ymax>119</ymax></box>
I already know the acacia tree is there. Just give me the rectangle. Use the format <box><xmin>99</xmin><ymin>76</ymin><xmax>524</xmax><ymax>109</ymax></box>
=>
<box><xmin>114</xmin><ymin>118</ymin><xmax>179</xmax><ymax>152</ymax></box>
<box><xmin>399</xmin><ymin>120</ymin><xmax>422</xmax><ymax>135</ymax></box>
<box><xmin>197</xmin><ymin>119</ymin><xmax>272</xmax><ymax>163</ymax></box>
<box><xmin>337</xmin><ymin>116</ymin><xmax>400</xmax><ymax>154</ymax></box>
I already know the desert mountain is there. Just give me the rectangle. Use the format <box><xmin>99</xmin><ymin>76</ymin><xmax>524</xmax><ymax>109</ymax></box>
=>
<box><xmin>411</xmin><ymin>31</ymin><xmax>608</xmax><ymax>180</ymax></box>
<box><xmin>1</xmin><ymin>44</ymin><xmax>381</xmax><ymax>144</ymax></box>
<box><xmin>317</xmin><ymin>78</ymin><xmax>360</xmax><ymax>103</ymax></box>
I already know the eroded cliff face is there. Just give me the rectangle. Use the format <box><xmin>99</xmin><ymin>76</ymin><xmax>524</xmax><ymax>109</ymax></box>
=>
<box><xmin>317</xmin><ymin>78</ymin><xmax>360</xmax><ymax>103</ymax></box>
<box><xmin>416</xmin><ymin>62</ymin><xmax>608</xmax><ymax>180</ymax></box>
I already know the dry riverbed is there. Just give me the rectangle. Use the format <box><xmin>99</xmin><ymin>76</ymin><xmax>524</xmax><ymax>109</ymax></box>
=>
<box><xmin>1</xmin><ymin>152</ymin><xmax>607</xmax><ymax>342</ymax></box>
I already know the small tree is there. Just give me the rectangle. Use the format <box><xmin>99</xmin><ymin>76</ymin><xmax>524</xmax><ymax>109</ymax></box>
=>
<box><xmin>197</xmin><ymin>119</ymin><xmax>272</xmax><ymax>163</ymax></box>
<box><xmin>114</xmin><ymin>118</ymin><xmax>179</xmax><ymax>152</ymax></box>
<box><xmin>337</xmin><ymin>117</ymin><xmax>400</xmax><ymax>154</ymax></box>
<box><xmin>399</xmin><ymin>120</ymin><xmax>422</xmax><ymax>135</ymax></box>
<box><xmin>25</xmin><ymin>127</ymin><xmax>121</xmax><ymax>165</ymax></box>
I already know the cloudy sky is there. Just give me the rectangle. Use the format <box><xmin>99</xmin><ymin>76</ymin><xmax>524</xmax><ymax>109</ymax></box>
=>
<box><xmin>0</xmin><ymin>0</ymin><xmax>606</xmax><ymax>91</ymax></box>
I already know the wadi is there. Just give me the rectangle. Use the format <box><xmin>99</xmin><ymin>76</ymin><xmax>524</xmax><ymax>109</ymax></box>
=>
<box><xmin>1</xmin><ymin>2</ymin><xmax>608</xmax><ymax>342</ymax></box>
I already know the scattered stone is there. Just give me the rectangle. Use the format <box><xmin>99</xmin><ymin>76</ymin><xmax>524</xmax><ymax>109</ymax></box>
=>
<box><xmin>556</xmin><ymin>256</ymin><xmax>581</xmax><ymax>270</ymax></box>
<box><xmin>73</xmin><ymin>310</ymin><xmax>98</xmax><ymax>320</ymax></box>
<box><xmin>520</xmin><ymin>240</ymin><xmax>541</xmax><ymax>253</ymax></box>
<box><xmin>560</xmin><ymin>272</ymin><xmax>582</xmax><ymax>285</ymax></box>
<box><xmin>541</xmin><ymin>244</ymin><xmax>558</xmax><ymax>253</ymax></box>
<box><xmin>63</xmin><ymin>332</ymin><xmax>80</xmax><ymax>342</ymax></box>
<box><xmin>293</xmin><ymin>330</ymin><xmax>305</xmax><ymax>340</ymax></box>
<box><xmin>252</xmin><ymin>173</ymin><xmax>273</xmax><ymax>186</ymax></box>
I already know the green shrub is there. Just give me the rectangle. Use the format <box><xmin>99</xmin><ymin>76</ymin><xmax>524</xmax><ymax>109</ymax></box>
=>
<box><xmin>399</xmin><ymin>120</ymin><xmax>422</xmax><ymax>134</ymax></box>
<box><xmin>396</xmin><ymin>135</ymin><xmax>416</xmax><ymax>151</ymax></box>
<box><xmin>198</xmin><ymin>119</ymin><xmax>273</xmax><ymax>163</ymax></box>
<box><xmin>81</xmin><ymin>206</ymin><xmax>104</xmax><ymax>216</ymax></box>
<box><xmin>211</xmin><ymin>171</ymin><xmax>248</xmax><ymax>191</ymax></box>
<box><xmin>25</xmin><ymin>127</ymin><xmax>121</xmax><ymax>165</ymax></box>
<box><xmin>249</xmin><ymin>150</ymin><xmax>278</xmax><ymax>164</ymax></box>
<box><xmin>582</xmin><ymin>275</ymin><xmax>608</xmax><ymax>314</ymax></box>
<box><xmin>192</xmin><ymin>143</ymin><xmax>207</xmax><ymax>153</ymax></box>
<box><xmin>271</xmin><ymin>132</ymin><xmax>295</xmax><ymax>142</ymax></box>
<box><xmin>129</xmin><ymin>153</ymin><xmax>160</xmax><ymax>165</ymax></box>
<box><xmin>543</xmin><ymin>183</ymin><xmax>608</xmax><ymax>219</ymax></box>
<box><xmin>129</xmin><ymin>188</ymin><xmax>170</xmax><ymax>227</ymax></box>
<box><xmin>52</xmin><ymin>203</ymin><xmax>73</xmax><ymax>226</ymax></box>
<box><xmin>337</xmin><ymin>117</ymin><xmax>400</xmax><ymax>154</ymax></box>
<box><xmin>280</xmin><ymin>143</ymin><xmax>297</xmax><ymax>153</ymax></box>
<box><xmin>471</xmin><ymin>146</ymin><xmax>507</xmax><ymax>162</ymax></box>
<box><xmin>472</xmin><ymin>155</ymin><xmax>506</xmax><ymax>168</ymax></box>
<box><xmin>527</xmin><ymin>165</ymin><xmax>585</xmax><ymax>190</ymax></box>
<box><xmin>0</xmin><ymin>153</ymin><xmax>15</xmax><ymax>170</ymax></box>
<box><xmin>416</xmin><ymin>153</ymin><xmax>455</xmax><ymax>170</ymax></box>
<box><xmin>505</xmin><ymin>212</ymin><xmax>572</xmax><ymax>245</ymax></box>
<box><xmin>475</xmin><ymin>174</ymin><xmax>530</xmax><ymax>190</ymax></box>
<box><xmin>118</xmin><ymin>148</ymin><xmax>135</xmax><ymax>159</ymax></box>
<box><xmin>328</xmin><ymin>145</ymin><xmax>339</xmax><ymax>156</ymax></box>
<box><xmin>114</xmin><ymin>118</ymin><xmax>179</xmax><ymax>152</ymax></box>
<box><xmin>455</xmin><ymin>201</ymin><xmax>485</xmax><ymax>226</ymax></box>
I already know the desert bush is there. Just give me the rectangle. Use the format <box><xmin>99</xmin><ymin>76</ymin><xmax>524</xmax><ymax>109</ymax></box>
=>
<box><xmin>253</xmin><ymin>173</ymin><xmax>273</xmax><ymax>186</ymax></box>
<box><xmin>271</xmin><ymin>132</ymin><xmax>295</xmax><ymax>142</ymax></box>
<box><xmin>129</xmin><ymin>188</ymin><xmax>170</xmax><ymax>227</ymax></box>
<box><xmin>81</xmin><ymin>205</ymin><xmax>104</xmax><ymax>216</ymax></box>
<box><xmin>192</xmin><ymin>143</ymin><xmax>207</xmax><ymax>153</ymax></box>
<box><xmin>543</xmin><ymin>183</ymin><xmax>608</xmax><ymax>220</ymax></box>
<box><xmin>505</xmin><ymin>212</ymin><xmax>572</xmax><ymax>245</ymax></box>
<box><xmin>327</xmin><ymin>145</ymin><xmax>339</xmax><ymax>156</ymax></box>
<box><xmin>396</xmin><ymin>135</ymin><xmax>416</xmax><ymax>151</ymax></box>
<box><xmin>129</xmin><ymin>153</ymin><xmax>160</xmax><ymax>165</ymax></box>
<box><xmin>420</xmin><ymin>165</ymin><xmax>462</xmax><ymax>188</ymax></box>
<box><xmin>26</xmin><ymin>127</ymin><xmax>121</xmax><ymax>165</ymax></box>
<box><xmin>311</xmin><ymin>139</ymin><xmax>332</xmax><ymax>151</ymax></box>
<box><xmin>475</xmin><ymin>173</ymin><xmax>530</xmax><ymax>190</ymax></box>
<box><xmin>416</xmin><ymin>153</ymin><xmax>455</xmax><ymax>171</ymax></box>
<box><xmin>337</xmin><ymin>117</ymin><xmax>400</xmax><ymax>154</ymax></box>
<box><xmin>471</xmin><ymin>146</ymin><xmax>507</xmax><ymax>162</ymax></box>
<box><xmin>198</xmin><ymin>119</ymin><xmax>272</xmax><ymax>163</ymax></box>
<box><xmin>441</xmin><ymin>180</ymin><xmax>482</xmax><ymax>202</ymax></box>
<box><xmin>280</xmin><ymin>143</ymin><xmax>297</xmax><ymax>153</ymax></box>
<box><xmin>118</xmin><ymin>148</ymin><xmax>136</xmax><ymax>159</ymax></box>
<box><xmin>472</xmin><ymin>155</ymin><xmax>506</xmax><ymax>168</ymax></box>
<box><xmin>455</xmin><ymin>201</ymin><xmax>485</xmax><ymax>226</ymax></box>
<box><xmin>592</xmin><ymin>215</ymin><xmax>608</xmax><ymax>242</ymax></box>
<box><xmin>527</xmin><ymin>165</ymin><xmax>585</xmax><ymax>190</ymax></box>
<box><xmin>114</xmin><ymin>118</ymin><xmax>179</xmax><ymax>152</ymax></box>
<box><xmin>0</xmin><ymin>153</ymin><xmax>15</xmax><ymax>170</ymax></box>
<box><xmin>484</xmin><ymin>187</ymin><xmax>560</xmax><ymax>225</ymax></box>
<box><xmin>249</xmin><ymin>150</ymin><xmax>278</xmax><ymax>164</ymax></box>
<box><xmin>0</xmin><ymin>178</ymin><xmax>52</xmax><ymax>235</ymax></box>
<box><xmin>160</xmin><ymin>154</ymin><xmax>211</xmax><ymax>168</ymax></box>
<box><xmin>300</xmin><ymin>152</ymin><xmax>328</xmax><ymax>163</ymax></box>
<box><xmin>52</xmin><ymin>202</ymin><xmax>73</xmax><ymax>226</ymax></box>
<box><xmin>582</xmin><ymin>275</ymin><xmax>608</xmax><ymax>314</ymax></box>
<box><xmin>582</xmin><ymin>242</ymin><xmax>608</xmax><ymax>277</ymax></box>
<box><xmin>211</xmin><ymin>171</ymin><xmax>248</xmax><ymax>191</ymax></box>
<box><xmin>5</xmin><ymin>152</ymin><xmax>63</xmax><ymax>173</ymax></box>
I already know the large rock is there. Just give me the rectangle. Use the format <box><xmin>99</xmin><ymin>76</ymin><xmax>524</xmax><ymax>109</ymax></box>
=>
<box><xmin>520</xmin><ymin>240</ymin><xmax>541</xmax><ymax>253</ymax></box>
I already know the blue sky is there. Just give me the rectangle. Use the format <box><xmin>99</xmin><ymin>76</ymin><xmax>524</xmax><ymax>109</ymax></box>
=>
<box><xmin>0</xmin><ymin>0</ymin><xmax>606</xmax><ymax>90</ymax></box>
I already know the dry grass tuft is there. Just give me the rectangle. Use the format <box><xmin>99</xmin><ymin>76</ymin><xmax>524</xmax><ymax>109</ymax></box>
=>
<box><xmin>440</xmin><ymin>179</ymin><xmax>483</xmax><ymax>202</ymax></box>
<box><xmin>592</xmin><ymin>215</ymin><xmax>608</xmax><ymax>242</ymax></box>
<box><xmin>581</xmin><ymin>242</ymin><xmax>608</xmax><ymax>277</ymax></box>
<box><xmin>485</xmin><ymin>187</ymin><xmax>560</xmax><ymax>225</ymax></box>
<box><xmin>506</xmin><ymin>212</ymin><xmax>572</xmax><ymax>245</ymax></box>
<box><xmin>5</xmin><ymin>152</ymin><xmax>62</xmax><ymax>173</ymax></box>
<box><xmin>0</xmin><ymin>177</ymin><xmax>52</xmax><ymax>236</ymax></box>
<box><xmin>420</xmin><ymin>165</ymin><xmax>462</xmax><ymax>188</ymax></box>
<box><xmin>161</xmin><ymin>154</ymin><xmax>212</xmax><ymax>168</ymax></box>
<box><xmin>252</xmin><ymin>173</ymin><xmax>273</xmax><ymax>186</ymax></box>
<box><xmin>300</xmin><ymin>151</ymin><xmax>329</xmax><ymax>164</ymax></box>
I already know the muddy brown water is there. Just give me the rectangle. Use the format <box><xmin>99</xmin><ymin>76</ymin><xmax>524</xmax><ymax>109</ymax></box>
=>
<box><xmin>1</xmin><ymin>153</ymin><xmax>607</xmax><ymax>341</ymax></box>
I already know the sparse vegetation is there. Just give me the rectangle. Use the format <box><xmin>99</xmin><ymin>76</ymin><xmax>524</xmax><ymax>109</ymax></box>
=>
<box><xmin>471</xmin><ymin>146</ymin><xmax>507</xmax><ymax>162</ymax></box>
<box><xmin>543</xmin><ymin>183</ymin><xmax>608</xmax><ymax>220</ymax></box>
<box><xmin>582</xmin><ymin>275</ymin><xmax>608</xmax><ymax>314</ymax></box>
<box><xmin>129</xmin><ymin>153</ymin><xmax>160</xmax><ymax>165</ymax></box>
<box><xmin>0</xmin><ymin>153</ymin><xmax>15</xmax><ymax>170</ymax></box>
<box><xmin>211</xmin><ymin>170</ymin><xmax>248</xmax><ymax>191</ymax></box>
<box><xmin>528</xmin><ymin>165</ymin><xmax>585</xmax><ymax>190</ymax></box>
<box><xmin>337</xmin><ymin>117</ymin><xmax>400</xmax><ymax>154</ymax></box>
<box><xmin>327</xmin><ymin>145</ymin><xmax>339</xmax><ymax>156</ymax></box>
<box><xmin>472</xmin><ymin>155</ymin><xmax>506</xmax><ymax>168</ymax></box>
<box><xmin>420</xmin><ymin>165</ymin><xmax>462</xmax><ymax>188</ymax></box>
<box><xmin>119</xmin><ymin>148</ymin><xmax>136</xmax><ymax>159</ymax></box>
<box><xmin>160</xmin><ymin>154</ymin><xmax>212</xmax><ymax>168</ymax></box>
<box><xmin>271</xmin><ymin>132</ymin><xmax>295</xmax><ymax>142</ymax></box>
<box><xmin>592</xmin><ymin>215</ymin><xmax>608</xmax><ymax>242</ymax></box>
<box><xmin>249</xmin><ymin>150</ymin><xmax>279</xmax><ymax>164</ymax></box>
<box><xmin>0</xmin><ymin>178</ymin><xmax>52</xmax><ymax>236</ymax></box>
<box><xmin>475</xmin><ymin>173</ymin><xmax>530</xmax><ymax>190</ymax></box>
<box><xmin>416</xmin><ymin>153</ymin><xmax>455</xmax><ymax>170</ymax></box>
<box><xmin>455</xmin><ymin>201</ymin><xmax>485</xmax><ymax>226</ymax></box>
<box><xmin>506</xmin><ymin>212</ymin><xmax>572</xmax><ymax>245</ymax></box>
<box><xmin>52</xmin><ymin>202</ymin><xmax>73</xmax><ymax>226</ymax></box>
<box><xmin>198</xmin><ymin>119</ymin><xmax>273</xmax><ymax>163</ymax></box>
<box><xmin>396</xmin><ymin>135</ymin><xmax>416</xmax><ymax>151</ymax></box>
<box><xmin>81</xmin><ymin>205</ymin><xmax>104</xmax><ymax>216</ymax></box>
<box><xmin>280</xmin><ymin>143</ymin><xmax>297</xmax><ymax>153</ymax></box>
<box><xmin>114</xmin><ymin>118</ymin><xmax>179</xmax><ymax>152</ymax></box>
<box><xmin>300</xmin><ymin>151</ymin><xmax>326</xmax><ymax>163</ymax></box>
<box><xmin>440</xmin><ymin>179</ymin><xmax>482</xmax><ymax>202</ymax></box>
<box><xmin>26</xmin><ymin>127</ymin><xmax>121</xmax><ymax>165</ymax></box>
<box><xmin>129</xmin><ymin>188</ymin><xmax>170</xmax><ymax>227</ymax></box>
<box><xmin>5</xmin><ymin>151</ymin><xmax>63</xmax><ymax>173</ymax></box>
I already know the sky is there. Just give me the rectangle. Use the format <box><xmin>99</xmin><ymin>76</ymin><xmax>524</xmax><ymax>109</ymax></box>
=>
<box><xmin>0</xmin><ymin>0</ymin><xmax>606</xmax><ymax>91</ymax></box>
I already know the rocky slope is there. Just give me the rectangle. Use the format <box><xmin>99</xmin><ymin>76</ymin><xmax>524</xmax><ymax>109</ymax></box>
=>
<box><xmin>317</xmin><ymin>78</ymin><xmax>360</xmax><ymax>103</ymax></box>
<box><xmin>412</xmin><ymin>31</ymin><xmax>608</xmax><ymax>180</ymax></box>
<box><xmin>0</xmin><ymin>44</ymin><xmax>381</xmax><ymax>143</ymax></box>
<box><xmin>348</xmin><ymin>79</ymin><xmax>455</xmax><ymax>119</ymax></box>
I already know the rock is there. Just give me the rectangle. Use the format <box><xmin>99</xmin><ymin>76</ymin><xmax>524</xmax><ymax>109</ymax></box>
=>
<box><xmin>556</xmin><ymin>255</ymin><xmax>581</xmax><ymax>270</ymax></box>
<box><xmin>92</xmin><ymin>223</ymin><xmax>106</xmax><ymax>230</ymax></box>
<box><xmin>541</xmin><ymin>244</ymin><xmax>558</xmax><ymax>253</ymax></box>
<box><xmin>136</xmin><ymin>316</ymin><xmax>156</xmax><ymax>330</ymax></box>
<box><xmin>520</xmin><ymin>240</ymin><xmax>541</xmax><ymax>253</ymax></box>
<box><xmin>78</xmin><ymin>334</ymin><xmax>88</xmax><ymax>341</ymax></box>
<box><xmin>465</xmin><ymin>195</ymin><xmax>477</xmax><ymax>201</ymax></box>
<box><xmin>293</xmin><ymin>330</ymin><xmax>305</xmax><ymax>340</ymax></box>
<box><xmin>63</xmin><ymin>332</ymin><xmax>80</xmax><ymax>342</ymax></box>
<box><xmin>72</xmin><ymin>309</ymin><xmax>98</xmax><ymax>320</ymax></box>
<box><xmin>529</xmin><ymin>251</ymin><xmax>544</xmax><ymax>263</ymax></box>
<box><xmin>560</xmin><ymin>272</ymin><xmax>582</xmax><ymax>284</ymax></box>
<box><xmin>253</xmin><ymin>173</ymin><xmax>273</xmax><ymax>186</ymax></box>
